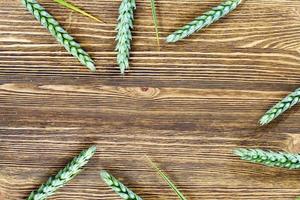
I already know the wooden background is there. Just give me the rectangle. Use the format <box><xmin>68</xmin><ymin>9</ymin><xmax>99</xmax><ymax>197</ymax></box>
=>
<box><xmin>1</xmin><ymin>0</ymin><xmax>300</xmax><ymax>199</ymax></box>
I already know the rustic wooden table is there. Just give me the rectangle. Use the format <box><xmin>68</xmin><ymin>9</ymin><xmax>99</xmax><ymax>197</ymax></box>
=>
<box><xmin>1</xmin><ymin>0</ymin><xmax>300</xmax><ymax>199</ymax></box>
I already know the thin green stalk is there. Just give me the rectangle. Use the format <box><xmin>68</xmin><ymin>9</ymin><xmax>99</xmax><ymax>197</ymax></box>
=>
<box><xmin>100</xmin><ymin>170</ymin><xmax>143</xmax><ymax>200</ymax></box>
<box><xmin>234</xmin><ymin>148</ymin><xmax>300</xmax><ymax>169</ymax></box>
<box><xmin>150</xmin><ymin>0</ymin><xmax>160</xmax><ymax>46</ymax></box>
<box><xmin>147</xmin><ymin>157</ymin><xmax>188</xmax><ymax>200</ymax></box>
<box><xmin>53</xmin><ymin>0</ymin><xmax>104</xmax><ymax>23</ymax></box>
<box><xmin>259</xmin><ymin>88</ymin><xmax>300</xmax><ymax>126</ymax></box>
<box><xmin>27</xmin><ymin>146</ymin><xmax>97</xmax><ymax>200</ymax></box>
<box><xmin>166</xmin><ymin>0</ymin><xmax>242</xmax><ymax>43</ymax></box>
<box><xmin>116</xmin><ymin>0</ymin><xmax>136</xmax><ymax>74</ymax></box>
<box><xmin>21</xmin><ymin>0</ymin><xmax>96</xmax><ymax>71</ymax></box>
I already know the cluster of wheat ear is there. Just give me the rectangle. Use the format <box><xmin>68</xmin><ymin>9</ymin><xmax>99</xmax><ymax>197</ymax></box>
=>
<box><xmin>100</xmin><ymin>159</ymin><xmax>188</xmax><ymax>200</ymax></box>
<box><xmin>22</xmin><ymin>0</ymin><xmax>243</xmax><ymax>73</ymax></box>
<box><xmin>21</xmin><ymin>0</ymin><xmax>300</xmax><ymax>198</ymax></box>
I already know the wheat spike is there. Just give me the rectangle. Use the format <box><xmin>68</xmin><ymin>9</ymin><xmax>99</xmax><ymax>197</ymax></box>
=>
<box><xmin>116</xmin><ymin>0</ymin><xmax>136</xmax><ymax>74</ymax></box>
<box><xmin>166</xmin><ymin>0</ymin><xmax>242</xmax><ymax>43</ymax></box>
<box><xmin>21</xmin><ymin>0</ymin><xmax>96</xmax><ymax>71</ymax></box>
<box><xmin>259</xmin><ymin>88</ymin><xmax>300</xmax><ymax>126</ymax></box>
<box><xmin>100</xmin><ymin>170</ymin><xmax>142</xmax><ymax>200</ymax></box>
<box><xmin>234</xmin><ymin>148</ymin><xmax>300</xmax><ymax>169</ymax></box>
<box><xmin>27</xmin><ymin>146</ymin><xmax>96</xmax><ymax>200</ymax></box>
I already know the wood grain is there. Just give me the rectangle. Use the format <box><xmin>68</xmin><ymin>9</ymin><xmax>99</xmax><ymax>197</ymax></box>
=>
<box><xmin>1</xmin><ymin>0</ymin><xmax>300</xmax><ymax>199</ymax></box>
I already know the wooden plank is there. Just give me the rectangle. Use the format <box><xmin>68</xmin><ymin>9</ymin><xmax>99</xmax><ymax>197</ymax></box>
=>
<box><xmin>1</xmin><ymin>0</ymin><xmax>300</xmax><ymax>199</ymax></box>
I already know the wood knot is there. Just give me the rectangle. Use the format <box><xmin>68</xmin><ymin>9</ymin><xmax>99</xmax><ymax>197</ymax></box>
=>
<box><xmin>141</xmin><ymin>87</ymin><xmax>149</xmax><ymax>92</ymax></box>
<box><xmin>119</xmin><ymin>87</ymin><xmax>160</xmax><ymax>99</ymax></box>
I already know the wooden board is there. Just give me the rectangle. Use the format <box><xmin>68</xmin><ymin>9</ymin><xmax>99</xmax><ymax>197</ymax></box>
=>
<box><xmin>1</xmin><ymin>0</ymin><xmax>300</xmax><ymax>199</ymax></box>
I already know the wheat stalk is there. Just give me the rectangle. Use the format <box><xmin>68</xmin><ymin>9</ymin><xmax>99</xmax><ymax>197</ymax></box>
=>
<box><xmin>259</xmin><ymin>88</ymin><xmax>300</xmax><ymax>126</ymax></box>
<box><xmin>21</xmin><ymin>0</ymin><xmax>96</xmax><ymax>71</ymax></box>
<box><xmin>150</xmin><ymin>0</ymin><xmax>160</xmax><ymax>46</ymax></box>
<box><xmin>147</xmin><ymin>157</ymin><xmax>188</xmax><ymax>200</ymax></box>
<box><xmin>27</xmin><ymin>146</ymin><xmax>97</xmax><ymax>200</ymax></box>
<box><xmin>166</xmin><ymin>0</ymin><xmax>242</xmax><ymax>43</ymax></box>
<box><xmin>234</xmin><ymin>148</ymin><xmax>300</xmax><ymax>169</ymax></box>
<box><xmin>100</xmin><ymin>170</ymin><xmax>143</xmax><ymax>200</ymax></box>
<box><xmin>116</xmin><ymin>0</ymin><xmax>136</xmax><ymax>74</ymax></box>
<box><xmin>53</xmin><ymin>0</ymin><xmax>104</xmax><ymax>23</ymax></box>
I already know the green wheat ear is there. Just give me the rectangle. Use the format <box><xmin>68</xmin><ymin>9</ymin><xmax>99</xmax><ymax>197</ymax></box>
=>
<box><xmin>259</xmin><ymin>88</ymin><xmax>300</xmax><ymax>126</ymax></box>
<box><xmin>116</xmin><ymin>0</ymin><xmax>136</xmax><ymax>74</ymax></box>
<box><xmin>100</xmin><ymin>170</ymin><xmax>143</xmax><ymax>200</ymax></box>
<box><xmin>234</xmin><ymin>148</ymin><xmax>300</xmax><ymax>169</ymax></box>
<box><xmin>21</xmin><ymin>0</ymin><xmax>96</xmax><ymax>71</ymax></box>
<box><xmin>166</xmin><ymin>0</ymin><xmax>242</xmax><ymax>43</ymax></box>
<box><xmin>27</xmin><ymin>146</ymin><xmax>96</xmax><ymax>200</ymax></box>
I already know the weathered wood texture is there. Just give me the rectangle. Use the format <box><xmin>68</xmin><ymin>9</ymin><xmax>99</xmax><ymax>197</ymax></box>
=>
<box><xmin>1</xmin><ymin>0</ymin><xmax>300</xmax><ymax>199</ymax></box>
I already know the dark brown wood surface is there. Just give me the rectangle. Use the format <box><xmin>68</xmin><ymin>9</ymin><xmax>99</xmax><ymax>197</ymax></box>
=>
<box><xmin>1</xmin><ymin>0</ymin><xmax>300</xmax><ymax>199</ymax></box>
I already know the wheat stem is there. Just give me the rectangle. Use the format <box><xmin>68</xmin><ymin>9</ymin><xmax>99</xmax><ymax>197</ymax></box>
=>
<box><xmin>21</xmin><ymin>0</ymin><xmax>96</xmax><ymax>71</ymax></box>
<box><xmin>150</xmin><ymin>0</ymin><xmax>160</xmax><ymax>46</ymax></box>
<box><xmin>166</xmin><ymin>0</ymin><xmax>242</xmax><ymax>43</ymax></box>
<box><xmin>53</xmin><ymin>0</ymin><xmax>104</xmax><ymax>23</ymax></box>
<box><xmin>147</xmin><ymin>157</ymin><xmax>188</xmax><ymax>200</ymax></box>
<box><xmin>116</xmin><ymin>0</ymin><xmax>136</xmax><ymax>74</ymax></box>
<box><xmin>234</xmin><ymin>148</ymin><xmax>300</xmax><ymax>169</ymax></box>
<box><xmin>27</xmin><ymin>146</ymin><xmax>96</xmax><ymax>200</ymax></box>
<box><xmin>259</xmin><ymin>88</ymin><xmax>300</xmax><ymax>126</ymax></box>
<box><xmin>100</xmin><ymin>170</ymin><xmax>142</xmax><ymax>200</ymax></box>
